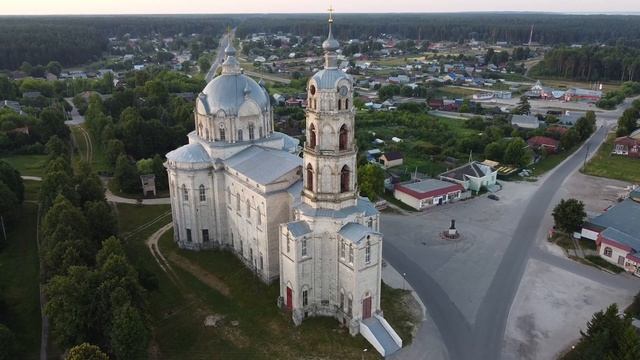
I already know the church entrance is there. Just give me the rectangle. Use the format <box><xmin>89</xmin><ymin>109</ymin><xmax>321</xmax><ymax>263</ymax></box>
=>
<box><xmin>362</xmin><ymin>296</ymin><xmax>372</xmax><ymax>319</ymax></box>
<box><xmin>286</xmin><ymin>286</ymin><xmax>293</xmax><ymax>310</ymax></box>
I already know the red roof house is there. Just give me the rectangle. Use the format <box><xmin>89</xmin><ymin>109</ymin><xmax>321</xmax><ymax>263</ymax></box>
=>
<box><xmin>527</xmin><ymin>136</ymin><xmax>560</xmax><ymax>153</ymax></box>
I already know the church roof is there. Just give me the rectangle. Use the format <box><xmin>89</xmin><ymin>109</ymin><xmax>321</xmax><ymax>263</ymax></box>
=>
<box><xmin>287</xmin><ymin>221</ymin><xmax>312</xmax><ymax>238</ymax></box>
<box><xmin>339</xmin><ymin>222</ymin><xmax>379</xmax><ymax>245</ymax></box>
<box><xmin>199</xmin><ymin>73</ymin><xmax>269</xmax><ymax>116</ymax></box>
<box><xmin>225</xmin><ymin>145</ymin><xmax>302</xmax><ymax>185</ymax></box>
<box><xmin>311</xmin><ymin>68</ymin><xmax>351</xmax><ymax>90</ymax></box>
<box><xmin>166</xmin><ymin>143</ymin><xmax>211</xmax><ymax>163</ymax></box>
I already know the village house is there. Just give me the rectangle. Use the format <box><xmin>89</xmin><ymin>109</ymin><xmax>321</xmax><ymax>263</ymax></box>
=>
<box><xmin>613</xmin><ymin>130</ymin><xmax>640</xmax><ymax>158</ymax></box>
<box><xmin>527</xmin><ymin>136</ymin><xmax>560</xmax><ymax>154</ymax></box>
<box><xmin>394</xmin><ymin>179</ymin><xmax>465</xmax><ymax>211</ymax></box>
<box><xmin>379</xmin><ymin>152</ymin><xmax>404</xmax><ymax>168</ymax></box>
<box><xmin>511</xmin><ymin>114</ymin><xmax>541</xmax><ymax>129</ymax></box>
<box><xmin>581</xmin><ymin>190</ymin><xmax>640</xmax><ymax>276</ymax></box>
<box><xmin>439</xmin><ymin>161</ymin><xmax>498</xmax><ymax>193</ymax></box>
<box><xmin>564</xmin><ymin>88</ymin><xmax>602</xmax><ymax>102</ymax></box>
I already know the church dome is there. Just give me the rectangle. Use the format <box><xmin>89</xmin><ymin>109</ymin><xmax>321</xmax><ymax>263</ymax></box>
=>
<box><xmin>311</xmin><ymin>68</ymin><xmax>351</xmax><ymax>90</ymax></box>
<box><xmin>196</xmin><ymin>42</ymin><xmax>270</xmax><ymax>117</ymax></box>
<box><xmin>198</xmin><ymin>74</ymin><xmax>269</xmax><ymax>117</ymax></box>
<box><xmin>166</xmin><ymin>143</ymin><xmax>211</xmax><ymax>163</ymax></box>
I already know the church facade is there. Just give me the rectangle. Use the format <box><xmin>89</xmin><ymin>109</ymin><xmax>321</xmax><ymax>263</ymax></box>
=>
<box><xmin>165</xmin><ymin>13</ymin><xmax>400</xmax><ymax>351</ymax></box>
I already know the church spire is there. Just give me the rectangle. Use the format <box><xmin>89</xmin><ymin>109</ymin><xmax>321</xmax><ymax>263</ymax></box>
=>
<box><xmin>322</xmin><ymin>6</ymin><xmax>340</xmax><ymax>69</ymax></box>
<box><xmin>221</xmin><ymin>29</ymin><xmax>241</xmax><ymax>75</ymax></box>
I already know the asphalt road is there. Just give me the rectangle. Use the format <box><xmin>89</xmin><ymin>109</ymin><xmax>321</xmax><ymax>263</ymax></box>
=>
<box><xmin>205</xmin><ymin>29</ymin><xmax>235</xmax><ymax>83</ymax></box>
<box><xmin>383</xmin><ymin>123</ymin><xmax>612</xmax><ymax>360</ymax></box>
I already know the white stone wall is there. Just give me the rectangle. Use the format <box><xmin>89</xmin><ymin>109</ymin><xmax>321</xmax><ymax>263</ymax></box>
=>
<box><xmin>598</xmin><ymin>242</ymin><xmax>628</xmax><ymax>268</ymax></box>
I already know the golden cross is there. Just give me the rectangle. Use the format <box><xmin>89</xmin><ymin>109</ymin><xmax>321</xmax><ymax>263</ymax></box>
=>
<box><xmin>328</xmin><ymin>5</ymin><xmax>334</xmax><ymax>23</ymax></box>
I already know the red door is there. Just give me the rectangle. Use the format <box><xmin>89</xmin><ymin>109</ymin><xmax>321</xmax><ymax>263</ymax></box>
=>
<box><xmin>363</xmin><ymin>296</ymin><xmax>372</xmax><ymax>319</ymax></box>
<box><xmin>286</xmin><ymin>287</ymin><xmax>293</xmax><ymax>310</ymax></box>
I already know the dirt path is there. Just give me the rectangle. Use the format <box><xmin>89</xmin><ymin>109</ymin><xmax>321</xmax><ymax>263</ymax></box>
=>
<box><xmin>144</xmin><ymin>222</ymin><xmax>231</xmax><ymax>297</ymax></box>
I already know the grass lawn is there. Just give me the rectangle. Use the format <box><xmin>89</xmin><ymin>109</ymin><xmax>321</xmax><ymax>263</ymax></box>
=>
<box><xmin>436</xmin><ymin>117</ymin><xmax>480</xmax><ymax>137</ymax></box>
<box><xmin>115</xmin><ymin>201</ymin><xmax>416</xmax><ymax>359</ymax></box>
<box><xmin>530</xmin><ymin>144</ymin><xmax>581</xmax><ymax>176</ymax></box>
<box><xmin>433</xmin><ymin>86</ymin><xmax>478</xmax><ymax>99</ymax></box>
<box><xmin>583</xmin><ymin>134</ymin><xmax>640</xmax><ymax>183</ymax></box>
<box><xmin>0</xmin><ymin>184</ymin><xmax>41</xmax><ymax>359</ymax></box>
<box><xmin>585</xmin><ymin>255</ymin><xmax>625</xmax><ymax>274</ymax></box>
<box><xmin>0</xmin><ymin>154</ymin><xmax>48</xmax><ymax>178</ymax></box>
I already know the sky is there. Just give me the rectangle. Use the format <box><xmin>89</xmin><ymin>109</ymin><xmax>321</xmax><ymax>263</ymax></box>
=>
<box><xmin>2</xmin><ymin>0</ymin><xmax>640</xmax><ymax>15</ymax></box>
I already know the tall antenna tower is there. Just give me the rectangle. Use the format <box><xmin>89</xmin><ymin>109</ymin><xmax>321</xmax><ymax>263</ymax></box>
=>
<box><xmin>528</xmin><ymin>25</ymin><xmax>534</xmax><ymax>46</ymax></box>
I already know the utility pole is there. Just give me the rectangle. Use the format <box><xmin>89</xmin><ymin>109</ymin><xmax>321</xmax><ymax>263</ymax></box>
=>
<box><xmin>583</xmin><ymin>144</ymin><xmax>591</xmax><ymax>171</ymax></box>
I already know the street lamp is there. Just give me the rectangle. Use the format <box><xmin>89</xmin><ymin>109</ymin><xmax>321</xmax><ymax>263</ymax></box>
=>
<box><xmin>362</xmin><ymin>348</ymin><xmax>368</xmax><ymax>360</ymax></box>
<box><xmin>402</xmin><ymin>272</ymin><xmax>407</xmax><ymax>290</ymax></box>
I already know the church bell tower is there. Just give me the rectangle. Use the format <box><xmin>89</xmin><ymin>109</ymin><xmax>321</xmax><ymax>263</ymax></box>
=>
<box><xmin>302</xmin><ymin>9</ymin><xmax>358</xmax><ymax>211</ymax></box>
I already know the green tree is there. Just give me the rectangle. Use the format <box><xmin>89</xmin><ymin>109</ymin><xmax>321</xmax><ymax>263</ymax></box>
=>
<box><xmin>575</xmin><ymin>116</ymin><xmax>596</xmax><ymax>140</ymax></box>
<box><xmin>45</xmin><ymin>266</ymin><xmax>99</xmax><ymax>348</ymax></box>
<box><xmin>85</xmin><ymin>201</ymin><xmax>118</xmax><ymax>243</ymax></box>
<box><xmin>617</xmin><ymin>108</ymin><xmax>639</xmax><ymax>137</ymax></box>
<box><xmin>67</xmin><ymin>343</ymin><xmax>109</xmax><ymax>360</ymax></box>
<box><xmin>75</xmin><ymin>161</ymin><xmax>105</xmax><ymax>204</ymax></box>
<box><xmin>560</xmin><ymin>128</ymin><xmax>580</xmax><ymax>149</ymax></box>
<box><xmin>0</xmin><ymin>323</ymin><xmax>16</xmax><ymax>360</ymax></box>
<box><xmin>105</xmin><ymin>139</ymin><xmax>125</xmax><ymax>168</ymax></box>
<box><xmin>45</xmin><ymin>135</ymin><xmax>69</xmax><ymax>160</ymax></box>
<box><xmin>0</xmin><ymin>161</ymin><xmax>24</xmax><ymax>203</ymax></box>
<box><xmin>565</xmin><ymin>304</ymin><xmax>640</xmax><ymax>360</ymax></box>
<box><xmin>358</xmin><ymin>164</ymin><xmax>385</xmax><ymax>201</ymax></box>
<box><xmin>484</xmin><ymin>142</ymin><xmax>505</xmax><ymax>162</ymax></box>
<box><xmin>45</xmin><ymin>61</ymin><xmax>63</xmax><ymax>77</ymax></box>
<box><xmin>114</xmin><ymin>154</ymin><xmax>141</xmax><ymax>194</ymax></box>
<box><xmin>198</xmin><ymin>56</ymin><xmax>211</xmax><ymax>74</ymax></box>
<box><xmin>0</xmin><ymin>181</ymin><xmax>19</xmax><ymax>224</ymax></box>
<box><xmin>512</xmin><ymin>96</ymin><xmax>531</xmax><ymax>115</ymax></box>
<box><xmin>552</xmin><ymin>198</ymin><xmax>586</xmax><ymax>233</ymax></box>
<box><xmin>503</xmin><ymin>138</ymin><xmax>530</xmax><ymax>167</ymax></box>
<box><xmin>110</xmin><ymin>304</ymin><xmax>149</xmax><ymax>360</ymax></box>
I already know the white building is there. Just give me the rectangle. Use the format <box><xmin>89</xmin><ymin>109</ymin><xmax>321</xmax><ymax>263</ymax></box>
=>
<box><xmin>165</xmin><ymin>12</ymin><xmax>401</xmax><ymax>357</ymax></box>
<box><xmin>439</xmin><ymin>161</ymin><xmax>498</xmax><ymax>193</ymax></box>
<box><xmin>165</xmin><ymin>43</ymin><xmax>301</xmax><ymax>283</ymax></box>
<box><xmin>278</xmin><ymin>14</ymin><xmax>401</xmax><ymax>356</ymax></box>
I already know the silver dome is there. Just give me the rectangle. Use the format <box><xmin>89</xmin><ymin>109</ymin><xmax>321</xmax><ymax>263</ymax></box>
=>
<box><xmin>311</xmin><ymin>68</ymin><xmax>351</xmax><ymax>90</ymax></box>
<box><xmin>198</xmin><ymin>73</ymin><xmax>270</xmax><ymax>116</ymax></box>
<box><xmin>166</xmin><ymin>143</ymin><xmax>211</xmax><ymax>163</ymax></box>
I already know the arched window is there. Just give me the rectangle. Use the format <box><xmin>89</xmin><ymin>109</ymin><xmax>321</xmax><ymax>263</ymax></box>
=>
<box><xmin>236</xmin><ymin>194</ymin><xmax>241</xmax><ymax>212</ymax></box>
<box><xmin>339</xmin><ymin>125</ymin><xmax>348</xmax><ymax>151</ymax></box>
<box><xmin>257</xmin><ymin>206</ymin><xmax>262</xmax><ymax>226</ymax></box>
<box><xmin>367</xmin><ymin>217</ymin><xmax>373</xmax><ymax>228</ymax></box>
<box><xmin>345</xmin><ymin>99</ymin><xmax>350</xmax><ymax>109</ymax></box>
<box><xmin>338</xmin><ymin>99</ymin><xmax>342</xmax><ymax>110</ymax></box>
<box><xmin>309</xmin><ymin>124</ymin><xmax>317</xmax><ymax>149</ymax></box>
<box><xmin>182</xmin><ymin>185</ymin><xmax>188</xmax><ymax>201</ymax></box>
<box><xmin>259</xmin><ymin>127</ymin><xmax>263</xmax><ymax>138</ymax></box>
<box><xmin>365</xmin><ymin>240</ymin><xmax>371</xmax><ymax>264</ymax></box>
<box><xmin>206</xmin><ymin>128</ymin><xmax>210</xmax><ymax>140</ymax></box>
<box><xmin>219</xmin><ymin>127</ymin><xmax>226</xmax><ymax>141</ymax></box>
<box><xmin>340</xmin><ymin>165</ymin><xmax>350</xmax><ymax>193</ymax></box>
<box><xmin>199</xmin><ymin>184</ymin><xmax>206</xmax><ymax>202</ymax></box>
<box><xmin>246</xmin><ymin>199</ymin><xmax>251</xmax><ymax>218</ymax></box>
<box><xmin>249</xmin><ymin>124</ymin><xmax>255</xmax><ymax>140</ymax></box>
<box><xmin>306</xmin><ymin>164</ymin><xmax>314</xmax><ymax>191</ymax></box>
<box><xmin>604</xmin><ymin>247</ymin><xmax>613</xmax><ymax>257</ymax></box>
<box><xmin>237</xmin><ymin>129</ymin><xmax>243</xmax><ymax>141</ymax></box>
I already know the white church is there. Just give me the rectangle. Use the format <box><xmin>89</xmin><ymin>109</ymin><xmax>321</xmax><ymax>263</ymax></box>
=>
<box><xmin>165</xmin><ymin>12</ymin><xmax>402</xmax><ymax>356</ymax></box>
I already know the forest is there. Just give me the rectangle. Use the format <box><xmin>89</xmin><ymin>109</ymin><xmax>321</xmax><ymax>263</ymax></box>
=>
<box><xmin>530</xmin><ymin>46</ymin><xmax>640</xmax><ymax>82</ymax></box>
<box><xmin>3</xmin><ymin>14</ymin><xmax>640</xmax><ymax>71</ymax></box>
<box><xmin>0</xmin><ymin>16</ymin><xmax>234</xmax><ymax>70</ymax></box>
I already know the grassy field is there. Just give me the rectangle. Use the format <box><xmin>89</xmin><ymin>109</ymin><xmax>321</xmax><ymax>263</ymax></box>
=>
<box><xmin>531</xmin><ymin>144</ymin><xmax>581</xmax><ymax>176</ymax></box>
<box><xmin>0</xmin><ymin>154</ymin><xmax>48</xmax><ymax>178</ymax></box>
<box><xmin>583</xmin><ymin>134</ymin><xmax>640</xmax><ymax>183</ymax></box>
<box><xmin>0</xmin><ymin>183</ymin><xmax>41</xmax><ymax>359</ymax></box>
<box><xmin>116</xmin><ymin>203</ymin><xmax>417</xmax><ymax>359</ymax></box>
<box><xmin>536</xmin><ymin>78</ymin><xmax>622</xmax><ymax>93</ymax></box>
<box><xmin>433</xmin><ymin>86</ymin><xmax>478</xmax><ymax>99</ymax></box>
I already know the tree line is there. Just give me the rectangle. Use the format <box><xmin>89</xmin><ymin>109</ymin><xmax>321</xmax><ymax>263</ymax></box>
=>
<box><xmin>236</xmin><ymin>13</ymin><xmax>640</xmax><ymax>47</ymax></box>
<box><xmin>0</xmin><ymin>16</ymin><xmax>234</xmax><ymax>71</ymax></box>
<box><xmin>36</xmin><ymin>136</ymin><xmax>150</xmax><ymax>359</ymax></box>
<box><xmin>530</xmin><ymin>46</ymin><xmax>640</xmax><ymax>82</ymax></box>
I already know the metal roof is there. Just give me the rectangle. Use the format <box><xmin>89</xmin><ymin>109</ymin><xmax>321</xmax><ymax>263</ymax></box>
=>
<box><xmin>590</xmin><ymin>198</ymin><xmax>640</xmax><ymax>240</ymax></box>
<box><xmin>311</xmin><ymin>68</ymin><xmax>351</xmax><ymax>90</ymax></box>
<box><xmin>166</xmin><ymin>143</ymin><xmax>211</xmax><ymax>163</ymax></box>
<box><xmin>287</xmin><ymin>221</ymin><xmax>312</xmax><ymax>237</ymax></box>
<box><xmin>601</xmin><ymin>227</ymin><xmax>640</xmax><ymax>251</ymax></box>
<box><xmin>225</xmin><ymin>145</ymin><xmax>302</xmax><ymax>185</ymax></box>
<box><xmin>339</xmin><ymin>222</ymin><xmax>377</xmax><ymax>245</ymax></box>
<box><xmin>199</xmin><ymin>74</ymin><xmax>269</xmax><ymax>116</ymax></box>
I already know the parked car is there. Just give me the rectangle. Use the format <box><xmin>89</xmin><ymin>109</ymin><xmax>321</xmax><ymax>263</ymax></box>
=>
<box><xmin>488</xmin><ymin>194</ymin><xmax>500</xmax><ymax>201</ymax></box>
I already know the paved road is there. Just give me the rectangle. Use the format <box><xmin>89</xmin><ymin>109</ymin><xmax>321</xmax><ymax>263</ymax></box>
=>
<box><xmin>63</xmin><ymin>97</ymin><xmax>85</xmax><ymax>125</ymax></box>
<box><xmin>383</xmin><ymin>92</ymin><xmax>640</xmax><ymax>360</ymax></box>
<box><xmin>206</xmin><ymin>29</ymin><xmax>235</xmax><ymax>83</ymax></box>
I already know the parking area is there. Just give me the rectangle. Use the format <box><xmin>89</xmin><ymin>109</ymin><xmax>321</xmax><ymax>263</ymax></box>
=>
<box><xmin>381</xmin><ymin>179</ymin><xmax>538</xmax><ymax>324</ymax></box>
